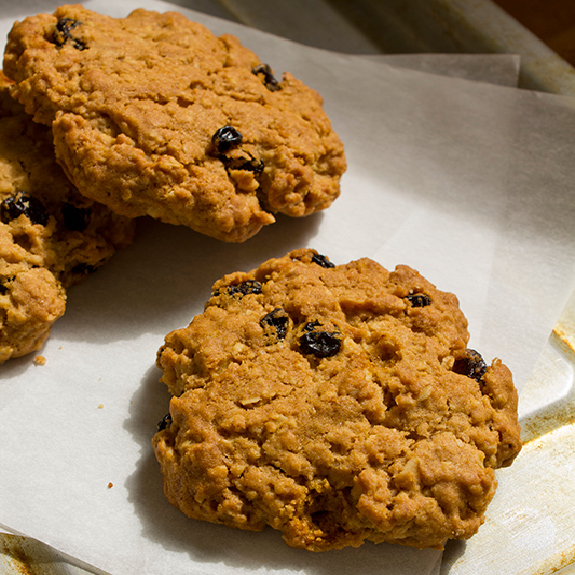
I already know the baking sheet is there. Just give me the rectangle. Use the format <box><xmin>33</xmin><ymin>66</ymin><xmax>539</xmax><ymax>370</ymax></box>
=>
<box><xmin>2</xmin><ymin>1</ymin><xmax>575</xmax><ymax>575</ymax></box>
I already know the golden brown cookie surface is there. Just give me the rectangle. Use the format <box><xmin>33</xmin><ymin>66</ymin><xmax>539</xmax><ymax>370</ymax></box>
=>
<box><xmin>4</xmin><ymin>5</ymin><xmax>346</xmax><ymax>242</ymax></box>
<box><xmin>0</xmin><ymin>72</ymin><xmax>135</xmax><ymax>363</ymax></box>
<box><xmin>153</xmin><ymin>249</ymin><xmax>521</xmax><ymax>551</ymax></box>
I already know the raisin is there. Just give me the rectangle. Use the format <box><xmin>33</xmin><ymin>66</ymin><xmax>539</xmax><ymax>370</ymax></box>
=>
<box><xmin>311</xmin><ymin>253</ymin><xmax>334</xmax><ymax>268</ymax></box>
<box><xmin>453</xmin><ymin>349</ymin><xmax>487</xmax><ymax>381</ymax></box>
<box><xmin>220</xmin><ymin>151</ymin><xmax>264</xmax><ymax>175</ymax></box>
<box><xmin>53</xmin><ymin>18</ymin><xmax>86</xmax><ymax>50</ymax></box>
<box><xmin>407</xmin><ymin>293</ymin><xmax>431</xmax><ymax>307</ymax></box>
<box><xmin>61</xmin><ymin>203</ymin><xmax>91</xmax><ymax>232</ymax></box>
<box><xmin>215</xmin><ymin>280</ymin><xmax>262</xmax><ymax>298</ymax></box>
<box><xmin>260</xmin><ymin>308</ymin><xmax>289</xmax><ymax>340</ymax></box>
<box><xmin>0</xmin><ymin>192</ymin><xmax>48</xmax><ymax>226</ymax></box>
<box><xmin>212</xmin><ymin>126</ymin><xmax>243</xmax><ymax>153</ymax></box>
<box><xmin>251</xmin><ymin>63</ymin><xmax>280</xmax><ymax>91</ymax></box>
<box><xmin>211</xmin><ymin>127</ymin><xmax>264</xmax><ymax>177</ymax></box>
<box><xmin>156</xmin><ymin>413</ymin><xmax>173</xmax><ymax>432</ymax></box>
<box><xmin>299</xmin><ymin>322</ymin><xmax>341</xmax><ymax>358</ymax></box>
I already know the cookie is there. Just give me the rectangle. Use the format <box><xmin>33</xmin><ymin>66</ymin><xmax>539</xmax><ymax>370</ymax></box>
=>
<box><xmin>3</xmin><ymin>5</ymin><xmax>346</xmax><ymax>242</ymax></box>
<box><xmin>152</xmin><ymin>249</ymin><xmax>521</xmax><ymax>551</ymax></box>
<box><xmin>0</xmin><ymin>72</ymin><xmax>135</xmax><ymax>363</ymax></box>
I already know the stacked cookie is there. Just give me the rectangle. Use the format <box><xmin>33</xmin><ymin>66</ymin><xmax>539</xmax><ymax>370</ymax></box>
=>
<box><xmin>1</xmin><ymin>4</ymin><xmax>346</xmax><ymax>362</ymax></box>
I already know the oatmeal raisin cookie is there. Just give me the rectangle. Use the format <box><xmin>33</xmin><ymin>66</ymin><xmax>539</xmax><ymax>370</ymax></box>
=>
<box><xmin>153</xmin><ymin>249</ymin><xmax>521</xmax><ymax>551</ymax></box>
<box><xmin>4</xmin><ymin>5</ymin><xmax>346</xmax><ymax>242</ymax></box>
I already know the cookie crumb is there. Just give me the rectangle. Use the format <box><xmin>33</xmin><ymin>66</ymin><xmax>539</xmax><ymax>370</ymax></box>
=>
<box><xmin>34</xmin><ymin>355</ymin><xmax>46</xmax><ymax>365</ymax></box>
<box><xmin>98</xmin><ymin>404</ymin><xmax>104</xmax><ymax>409</ymax></box>
<box><xmin>107</xmin><ymin>482</ymin><xmax>113</xmax><ymax>489</ymax></box>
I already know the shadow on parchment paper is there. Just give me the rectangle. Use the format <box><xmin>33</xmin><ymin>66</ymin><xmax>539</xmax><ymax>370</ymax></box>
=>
<box><xmin>36</xmin><ymin>210</ymin><xmax>325</xmax><ymax>348</ymax></box>
<box><xmin>439</xmin><ymin>540</ymin><xmax>467</xmax><ymax>574</ymax></box>
<box><xmin>0</xmin><ymin>352</ymin><xmax>38</xmax><ymax>379</ymax></box>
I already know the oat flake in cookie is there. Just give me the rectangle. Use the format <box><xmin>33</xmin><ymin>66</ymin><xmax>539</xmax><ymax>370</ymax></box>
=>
<box><xmin>3</xmin><ymin>5</ymin><xmax>346</xmax><ymax>242</ymax></box>
<box><xmin>0</xmin><ymin>73</ymin><xmax>135</xmax><ymax>364</ymax></box>
<box><xmin>153</xmin><ymin>249</ymin><xmax>521</xmax><ymax>551</ymax></box>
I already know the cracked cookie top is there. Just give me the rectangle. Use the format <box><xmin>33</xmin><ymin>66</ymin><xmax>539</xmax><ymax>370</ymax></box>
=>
<box><xmin>4</xmin><ymin>5</ymin><xmax>346</xmax><ymax>242</ymax></box>
<box><xmin>153</xmin><ymin>249</ymin><xmax>521</xmax><ymax>551</ymax></box>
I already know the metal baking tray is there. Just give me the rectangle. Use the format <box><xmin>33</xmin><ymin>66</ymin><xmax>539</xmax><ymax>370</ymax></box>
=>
<box><xmin>1</xmin><ymin>1</ymin><xmax>574</xmax><ymax>574</ymax></box>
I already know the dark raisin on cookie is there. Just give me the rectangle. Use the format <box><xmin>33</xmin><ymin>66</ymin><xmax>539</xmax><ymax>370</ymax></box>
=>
<box><xmin>215</xmin><ymin>280</ymin><xmax>263</xmax><ymax>298</ymax></box>
<box><xmin>0</xmin><ymin>192</ymin><xmax>49</xmax><ymax>226</ymax></box>
<box><xmin>407</xmin><ymin>293</ymin><xmax>432</xmax><ymax>308</ymax></box>
<box><xmin>299</xmin><ymin>322</ymin><xmax>342</xmax><ymax>358</ymax></box>
<box><xmin>251</xmin><ymin>64</ymin><xmax>280</xmax><ymax>91</ymax></box>
<box><xmin>0</xmin><ymin>279</ymin><xmax>12</xmax><ymax>295</ymax></box>
<box><xmin>260</xmin><ymin>308</ymin><xmax>289</xmax><ymax>340</ymax></box>
<box><xmin>61</xmin><ymin>203</ymin><xmax>91</xmax><ymax>232</ymax></box>
<box><xmin>212</xmin><ymin>126</ymin><xmax>243</xmax><ymax>153</ymax></box>
<box><xmin>220</xmin><ymin>150</ymin><xmax>264</xmax><ymax>175</ymax></box>
<box><xmin>156</xmin><ymin>413</ymin><xmax>173</xmax><ymax>432</ymax></box>
<box><xmin>53</xmin><ymin>18</ymin><xmax>86</xmax><ymax>51</ymax></box>
<box><xmin>453</xmin><ymin>349</ymin><xmax>488</xmax><ymax>381</ymax></box>
<box><xmin>311</xmin><ymin>253</ymin><xmax>334</xmax><ymax>269</ymax></box>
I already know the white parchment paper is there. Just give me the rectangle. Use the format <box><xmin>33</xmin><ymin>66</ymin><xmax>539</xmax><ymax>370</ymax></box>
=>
<box><xmin>1</xmin><ymin>2</ymin><xmax>575</xmax><ymax>575</ymax></box>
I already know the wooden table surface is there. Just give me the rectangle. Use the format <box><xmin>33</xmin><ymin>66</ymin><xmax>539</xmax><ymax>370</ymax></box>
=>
<box><xmin>492</xmin><ymin>0</ymin><xmax>575</xmax><ymax>65</ymax></box>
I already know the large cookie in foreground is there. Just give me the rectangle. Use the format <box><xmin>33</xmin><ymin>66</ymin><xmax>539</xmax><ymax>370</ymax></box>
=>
<box><xmin>153</xmin><ymin>249</ymin><xmax>521</xmax><ymax>551</ymax></box>
<box><xmin>4</xmin><ymin>5</ymin><xmax>346</xmax><ymax>242</ymax></box>
<box><xmin>0</xmin><ymin>73</ymin><xmax>135</xmax><ymax>364</ymax></box>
